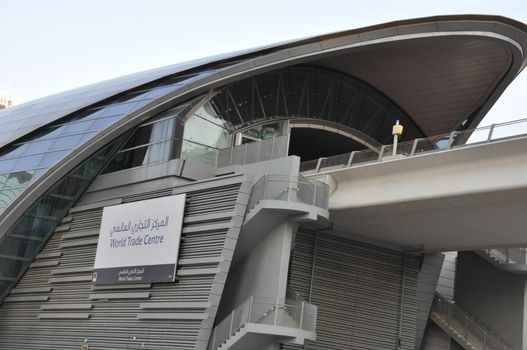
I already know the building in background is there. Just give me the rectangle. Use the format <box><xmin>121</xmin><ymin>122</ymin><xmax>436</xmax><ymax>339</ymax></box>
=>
<box><xmin>0</xmin><ymin>15</ymin><xmax>526</xmax><ymax>350</ymax></box>
<box><xmin>0</xmin><ymin>91</ymin><xmax>21</xmax><ymax>110</ymax></box>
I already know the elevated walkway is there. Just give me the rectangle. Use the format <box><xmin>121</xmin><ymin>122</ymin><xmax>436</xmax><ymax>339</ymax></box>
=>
<box><xmin>303</xmin><ymin>118</ymin><xmax>527</xmax><ymax>251</ymax></box>
<box><xmin>430</xmin><ymin>294</ymin><xmax>513</xmax><ymax>350</ymax></box>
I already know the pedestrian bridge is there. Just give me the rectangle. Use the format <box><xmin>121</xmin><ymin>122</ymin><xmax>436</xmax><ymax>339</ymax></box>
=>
<box><xmin>303</xmin><ymin>118</ymin><xmax>527</xmax><ymax>252</ymax></box>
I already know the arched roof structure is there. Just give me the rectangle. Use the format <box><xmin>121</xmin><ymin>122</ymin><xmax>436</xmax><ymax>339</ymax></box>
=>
<box><xmin>0</xmin><ymin>15</ymin><xmax>526</xmax><ymax>298</ymax></box>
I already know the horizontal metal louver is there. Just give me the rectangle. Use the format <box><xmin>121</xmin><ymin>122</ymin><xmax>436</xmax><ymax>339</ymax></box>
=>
<box><xmin>284</xmin><ymin>229</ymin><xmax>420</xmax><ymax>350</ymax></box>
<box><xmin>0</xmin><ymin>175</ymin><xmax>250</xmax><ymax>350</ymax></box>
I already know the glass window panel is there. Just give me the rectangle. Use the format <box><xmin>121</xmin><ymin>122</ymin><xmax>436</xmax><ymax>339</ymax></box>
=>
<box><xmin>0</xmin><ymin>171</ymin><xmax>36</xmax><ymax>189</ymax></box>
<box><xmin>0</xmin><ymin>159</ymin><xmax>18</xmax><ymax>173</ymax></box>
<box><xmin>13</xmin><ymin>154</ymin><xmax>44</xmax><ymax>171</ymax></box>
<box><xmin>0</xmin><ymin>188</ymin><xmax>24</xmax><ymax>207</ymax></box>
<box><xmin>38</xmin><ymin>150</ymin><xmax>68</xmax><ymax>168</ymax></box>
<box><xmin>61</xmin><ymin>119</ymin><xmax>96</xmax><ymax>134</ymax></box>
<box><xmin>144</xmin><ymin>141</ymin><xmax>171</xmax><ymax>164</ymax></box>
<box><xmin>24</xmin><ymin>139</ymin><xmax>55</xmax><ymax>154</ymax></box>
<box><xmin>0</xmin><ymin>258</ymin><xmax>24</xmax><ymax>278</ymax></box>
<box><xmin>0</xmin><ymin>236</ymin><xmax>40</xmax><ymax>259</ymax></box>
<box><xmin>97</xmin><ymin>100</ymin><xmax>150</xmax><ymax>118</ymax></box>
<box><xmin>180</xmin><ymin>140</ymin><xmax>217</xmax><ymax>167</ymax></box>
<box><xmin>122</xmin><ymin>124</ymin><xmax>154</xmax><ymax>150</ymax></box>
<box><xmin>50</xmin><ymin>134</ymin><xmax>86</xmax><ymax>149</ymax></box>
<box><xmin>88</xmin><ymin>115</ymin><xmax>122</xmax><ymax>131</ymax></box>
<box><xmin>183</xmin><ymin>108</ymin><xmax>232</xmax><ymax>149</ymax></box>
<box><xmin>0</xmin><ymin>144</ymin><xmax>28</xmax><ymax>158</ymax></box>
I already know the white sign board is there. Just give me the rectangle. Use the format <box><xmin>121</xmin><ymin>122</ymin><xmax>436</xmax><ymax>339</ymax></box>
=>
<box><xmin>93</xmin><ymin>194</ymin><xmax>186</xmax><ymax>284</ymax></box>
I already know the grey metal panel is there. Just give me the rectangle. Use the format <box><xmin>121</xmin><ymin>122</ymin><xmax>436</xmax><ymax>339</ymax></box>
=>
<box><xmin>30</xmin><ymin>260</ymin><xmax>60</xmax><ymax>268</ymax></box>
<box><xmin>37</xmin><ymin>313</ymin><xmax>90</xmax><ymax>319</ymax></box>
<box><xmin>49</xmin><ymin>276</ymin><xmax>93</xmax><ymax>284</ymax></box>
<box><xmin>9</xmin><ymin>287</ymin><xmax>52</xmax><ymax>294</ymax></box>
<box><xmin>60</xmin><ymin>229</ymin><xmax>99</xmax><ymax>240</ymax></box>
<box><xmin>34</xmin><ymin>252</ymin><xmax>62</xmax><ymax>259</ymax></box>
<box><xmin>136</xmin><ymin>312</ymin><xmax>208</xmax><ymax>320</ymax></box>
<box><xmin>89</xmin><ymin>293</ymin><xmax>151</xmax><ymax>300</ymax></box>
<box><xmin>40</xmin><ymin>304</ymin><xmax>93</xmax><ymax>310</ymax></box>
<box><xmin>0</xmin><ymin>173</ymin><xmax>249</xmax><ymax>350</ymax></box>
<box><xmin>4</xmin><ymin>296</ymin><xmax>49</xmax><ymax>302</ymax></box>
<box><xmin>140</xmin><ymin>302</ymin><xmax>211</xmax><ymax>309</ymax></box>
<box><xmin>283</xmin><ymin>229</ymin><xmax>420</xmax><ymax>350</ymax></box>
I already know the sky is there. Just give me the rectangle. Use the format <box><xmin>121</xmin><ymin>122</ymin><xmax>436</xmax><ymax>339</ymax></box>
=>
<box><xmin>2</xmin><ymin>0</ymin><xmax>527</xmax><ymax>127</ymax></box>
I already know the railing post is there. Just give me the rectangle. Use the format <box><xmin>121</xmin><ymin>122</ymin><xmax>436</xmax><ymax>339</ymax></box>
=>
<box><xmin>487</xmin><ymin>124</ymin><xmax>496</xmax><ymax>142</ymax></box>
<box><xmin>273</xmin><ymin>303</ymin><xmax>279</xmax><ymax>326</ymax></box>
<box><xmin>313</xmin><ymin>181</ymin><xmax>318</xmax><ymax>206</ymax></box>
<box><xmin>378</xmin><ymin>145</ymin><xmax>386</xmax><ymax>161</ymax></box>
<box><xmin>299</xmin><ymin>301</ymin><xmax>305</xmax><ymax>329</ymax></box>
<box><xmin>271</xmin><ymin>137</ymin><xmax>276</xmax><ymax>159</ymax></box>
<box><xmin>248</xmin><ymin>296</ymin><xmax>253</xmax><ymax>323</ymax></box>
<box><xmin>287</xmin><ymin>176</ymin><xmax>292</xmax><ymax>202</ymax></box>
<box><xmin>410</xmin><ymin>138</ymin><xmax>420</xmax><ymax>156</ymax></box>
<box><xmin>263</xmin><ymin>176</ymin><xmax>268</xmax><ymax>200</ymax></box>
<box><xmin>229</xmin><ymin>310</ymin><xmax>235</xmax><ymax>335</ymax></box>
<box><xmin>229</xmin><ymin>147</ymin><xmax>234</xmax><ymax>167</ymax></box>
<box><xmin>315</xmin><ymin>157</ymin><xmax>325</xmax><ymax>172</ymax></box>
<box><xmin>464</xmin><ymin>315</ymin><xmax>468</xmax><ymax>340</ymax></box>
<box><xmin>243</xmin><ymin>143</ymin><xmax>248</xmax><ymax>165</ymax></box>
<box><xmin>346</xmin><ymin>152</ymin><xmax>355</xmax><ymax>167</ymax></box>
<box><xmin>447</xmin><ymin>131</ymin><xmax>456</xmax><ymax>149</ymax></box>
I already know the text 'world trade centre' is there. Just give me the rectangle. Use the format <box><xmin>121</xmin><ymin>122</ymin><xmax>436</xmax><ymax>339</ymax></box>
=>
<box><xmin>0</xmin><ymin>15</ymin><xmax>527</xmax><ymax>350</ymax></box>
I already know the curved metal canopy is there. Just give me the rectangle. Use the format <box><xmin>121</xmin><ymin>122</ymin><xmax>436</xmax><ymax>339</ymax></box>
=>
<box><xmin>0</xmin><ymin>15</ymin><xmax>526</xmax><ymax>149</ymax></box>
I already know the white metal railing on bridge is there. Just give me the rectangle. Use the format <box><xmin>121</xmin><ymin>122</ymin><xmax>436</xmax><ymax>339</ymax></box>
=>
<box><xmin>431</xmin><ymin>294</ymin><xmax>513</xmax><ymax>350</ymax></box>
<box><xmin>247</xmin><ymin>174</ymin><xmax>329</xmax><ymax>213</ymax></box>
<box><xmin>482</xmin><ymin>248</ymin><xmax>527</xmax><ymax>266</ymax></box>
<box><xmin>208</xmin><ymin>287</ymin><xmax>317</xmax><ymax>350</ymax></box>
<box><xmin>301</xmin><ymin>117</ymin><xmax>527</xmax><ymax>174</ymax></box>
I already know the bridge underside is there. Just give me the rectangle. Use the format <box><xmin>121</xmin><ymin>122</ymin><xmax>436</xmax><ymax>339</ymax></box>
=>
<box><xmin>317</xmin><ymin>136</ymin><xmax>527</xmax><ymax>251</ymax></box>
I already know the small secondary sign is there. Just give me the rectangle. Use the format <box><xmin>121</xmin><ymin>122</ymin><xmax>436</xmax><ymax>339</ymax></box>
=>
<box><xmin>93</xmin><ymin>194</ymin><xmax>186</xmax><ymax>285</ymax></box>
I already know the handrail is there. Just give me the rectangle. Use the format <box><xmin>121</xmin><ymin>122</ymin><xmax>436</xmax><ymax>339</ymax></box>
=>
<box><xmin>302</xmin><ymin>117</ymin><xmax>527</xmax><ymax>174</ymax></box>
<box><xmin>215</xmin><ymin>134</ymin><xmax>290</xmax><ymax>168</ymax></box>
<box><xmin>431</xmin><ymin>294</ymin><xmax>513</xmax><ymax>350</ymax></box>
<box><xmin>246</xmin><ymin>174</ymin><xmax>329</xmax><ymax>212</ymax></box>
<box><xmin>483</xmin><ymin>248</ymin><xmax>527</xmax><ymax>265</ymax></box>
<box><xmin>208</xmin><ymin>287</ymin><xmax>317</xmax><ymax>350</ymax></box>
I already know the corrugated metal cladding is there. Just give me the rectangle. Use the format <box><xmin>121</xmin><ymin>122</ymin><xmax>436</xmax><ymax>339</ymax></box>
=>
<box><xmin>283</xmin><ymin>229</ymin><xmax>420</xmax><ymax>350</ymax></box>
<box><xmin>0</xmin><ymin>175</ymin><xmax>251</xmax><ymax>350</ymax></box>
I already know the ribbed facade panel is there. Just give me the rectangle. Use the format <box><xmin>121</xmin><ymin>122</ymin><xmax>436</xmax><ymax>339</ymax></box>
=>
<box><xmin>284</xmin><ymin>230</ymin><xmax>420</xmax><ymax>350</ymax></box>
<box><xmin>0</xmin><ymin>176</ymin><xmax>250</xmax><ymax>350</ymax></box>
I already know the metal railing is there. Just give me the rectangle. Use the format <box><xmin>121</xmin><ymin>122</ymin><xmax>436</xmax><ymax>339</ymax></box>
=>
<box><xmin>216</xmin><ymin>135</ymin><xmax>290</xmax><ymax>168</ymax></box>
<box><xmin>431</xmin><ymin>294</ymin><xmax>513</xmax><ymax>350</ymax></box>
<box><xmin>483</xmin><ymin>248</ymin><xmax>527</xmax><ymax>265</ymax></box>
<box><xmin>246</xmin><ymin>174</ymin><xmax>329</xmax><ymax>212</ymax></box>
<box><xmin>302</xmin><ymin>117</ymin><xmax>527</xmax><ymax>174</ymax></box>
<box><xmin>208</xmin><ymin>287</ymin><xmax>317</xmax><ymax>350</ymax></box>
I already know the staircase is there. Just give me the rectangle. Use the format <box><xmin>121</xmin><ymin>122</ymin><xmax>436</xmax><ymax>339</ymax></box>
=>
<box><xmin>208</xmin><ymin>288</ymin><xmax>317</xmax><ymax>350</ymax></box>
<box><xmin>430</xmin><ymin>294</ymin><xmax>513</xmax><ymax>350</ymax></box>
<box><xmin>477</xmin><ymin>249</ymin><xmax>527</xmax><ymax>274</ymax></box>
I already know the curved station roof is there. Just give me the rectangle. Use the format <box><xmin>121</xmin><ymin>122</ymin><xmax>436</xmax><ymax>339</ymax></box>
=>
<box><xmin>0</xmin><ymin>15</ymin><xmax>526</xmax><ymax>296</ymax></box>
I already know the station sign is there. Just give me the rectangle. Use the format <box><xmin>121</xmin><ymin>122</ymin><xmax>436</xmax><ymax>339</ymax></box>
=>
<box><xmin>93</xmin><ymin>194</ymin><xmax>186</xmax><ymax>284</ymax></box>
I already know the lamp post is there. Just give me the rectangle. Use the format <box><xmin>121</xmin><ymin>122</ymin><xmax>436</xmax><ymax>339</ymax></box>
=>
<box><xmin>392</xmin><ymin>120</ymin><xmax>404</xmax><ymax>156</ymax></box>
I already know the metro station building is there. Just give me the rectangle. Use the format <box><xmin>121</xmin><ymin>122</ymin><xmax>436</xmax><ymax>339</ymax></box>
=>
<box><xmin>0</xmin><ymin>15</ymin><xmax>526</xmax><ymax>350</ymax></box>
